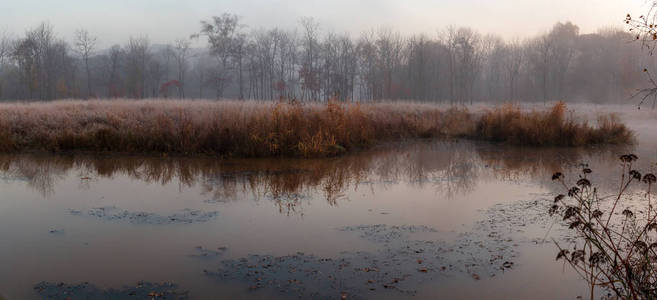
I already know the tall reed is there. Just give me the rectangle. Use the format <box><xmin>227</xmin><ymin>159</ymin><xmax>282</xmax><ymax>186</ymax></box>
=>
<box><xmin>476</xmin><ymin>102</ymin><xmax>633</xmax><ymax>146</ymax></box>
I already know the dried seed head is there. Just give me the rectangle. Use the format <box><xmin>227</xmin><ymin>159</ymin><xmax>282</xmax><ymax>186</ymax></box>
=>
<box><xmin>592</xmin><ymin>209</ymin><xmax>603</xmax><ymax>219</ymax></box>
<box><xmin>556</xmin><ymin>249</ymin><xmax>569</xmax><ymax>261</ymax></box>
<box><xmin>647</xmin><ymin>222</ymin><xmax>657</xmax><ymax>232</ymax></box>
<box><xmin>576</xmin><ymin>178</ymin><xmax>591</xmax><ymax>187</ymax></box>
<box><xmin>554</xmin><ymin>194</ymin><xmax>565</xmax><ymax>203</ymax></box>
<box><xmin>620</xmin><ymin>154</ymin><xmax>638</xmax><ymax>163</ymax></box>
<box><xmin>571</xmin><ymin>250</ymin><xmax>586</xmax><ymax>264</ymax></box>
<box><xmin>549</xmin><ymin>204</ymin><xmax>559</xmax><ymax>216</ymax></box>
<box><xmin>569</xmin><ymin>220</ymin><xmax>582</xmax><ymax>229</ymax></box>
<box><xmin>589</xmin><ymin>252</ymin><xmax>605</xmax><ymax>266</ymax></box>
<box><xmin>563</xmin><ymin>206</ymin><xmax>581</xmax><ymax>221</ymax></box>
<box><xmin>629</xmin><ymin>170</ymin><xmax>642</xmax><ymax>180</ymax></box>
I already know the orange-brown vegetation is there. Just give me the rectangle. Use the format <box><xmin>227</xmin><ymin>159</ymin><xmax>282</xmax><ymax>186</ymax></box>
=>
<box><xmin>0</xmin><ymin>100</ymin><xmax>632</xmax><ymax>156</ymax></box>
<box><xmin>476</xmin><ymin>102</ymin><xmax>633</xmax><ymax>146</ymax></box>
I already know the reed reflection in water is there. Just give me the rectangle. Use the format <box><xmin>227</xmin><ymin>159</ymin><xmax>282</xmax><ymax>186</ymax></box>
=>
<box><xmin>0</xmin><ymin>140</ymin><xmax>627</xmax><ymax>215</ymax></box>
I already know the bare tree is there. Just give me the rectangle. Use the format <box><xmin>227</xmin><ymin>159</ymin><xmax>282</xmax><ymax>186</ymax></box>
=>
<box><xmin>193</xmin><ymin>53</ymin><xmax>213</xmax><ymax>99</ymax></box>
<box><xmin>322</xmin><ymin>32</ymin><xmax>356</xmax><ymax>101</ymax></box>
<box><xmin>356</xmin><ymin>31</ymin><xmax>377</xmax><ymax>101</ymax></box>
<box><xmin>11</xmin><ymin>23</ymin><xmax>73</xmax><ymax>100</ymax></box>
<box><xmin>231</xmin><ymin>33</ymin><xmax>247</xmax><ymax>100</ymax></box>
<box><xmin>125</xmin><ymin>36</ymin><xmax>150</xmax><ymax>98</ymax></box>
<box><xmin>172</xmin><ymin>38</ymin><xmax>191</xmax><ymax>98</ymax></box>
<box><xmin>12</xmin><ymin>32</ymin><xmax>39</xmax><ymax>99</ymax></box>
<box><xmin>375</xmin><ymin>28</ymin><xmax>404</xmax><ymax>100</ymax></box>
<box><xmin>161</xmin><ymin>44</ymin><xmax>174</xmax><ymax>82</ymax></box>
<box><xmin>106</xmin><ymin>45</ymin><xmax>123</xmax><ymax>97</ymax></box>
<box><xmin>0</xmin><ymin>31</ymin><xmax>12</xmax><ymax>98</ymax></box>
<box><xmin>446</xmin><ymin>27</ymin><xmax>482</xmax><ymax>105</ymax></box>
<box><xmin>31</xmin><ymin>23</ymin><xmax>55</xmax><ymax>100</ymax></box>
<box><xmin>300</xmin><ymin>17</ymin><xmax>320</xmax><ymax>101</ymax></box>
<box><xmin>527</xmin><ymin>34</ymin><xmax>554</xmax><ymax>104</ymax></box>
<box><xmin>197</xmin><ymin>13</ymin><xmax>241</xmax><ymax>99</ymax></box>
<box><xmin>148</xmin><ymin>57</ymin><xmax>164</xmax><ymax>97</ymax></box>
<box><xmin>548</xmin><ymin>22</ymin><xmax>578</xmax><ymax>100</ymax></box>
<box><xmin>74</xmin><ymin>29</ymin><xmax>97</xmax><ymax>98</ymax></box>
<box><xmin>480</xmin><ymin>34</ymin><xmax>504</xmax><ymax>102</ymax></box>
<box><xmin>503</xmin><ymin>39</ymin><xmax>524</xmax><ymax>101</ymax></box>
<box><xmin>0</xmin><ymin>31</ymin><xmax>10</xmax><ymax>66</ymax></box>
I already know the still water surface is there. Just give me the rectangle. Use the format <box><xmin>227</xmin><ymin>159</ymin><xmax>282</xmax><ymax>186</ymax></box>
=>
<box><xmin>1</xmin><ymin>104</ymin><xmax>656</xmax><ymax>299</ymax></box>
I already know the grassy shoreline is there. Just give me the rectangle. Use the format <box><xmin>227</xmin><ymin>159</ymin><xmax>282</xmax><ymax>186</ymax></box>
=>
<box><xmin>0</xmin><ymin>99</ymin><xmax>633</xmax><ymax>157</ymax></box>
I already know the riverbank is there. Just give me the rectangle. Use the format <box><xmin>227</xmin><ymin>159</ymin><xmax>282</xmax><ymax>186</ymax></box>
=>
<box><xmin>0</xmin><ymin>99</ymin><xmax>633</xmax><ymax>157</ymax></box>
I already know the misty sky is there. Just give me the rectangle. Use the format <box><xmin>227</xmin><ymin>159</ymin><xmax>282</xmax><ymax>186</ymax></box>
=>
<box><xmin>0</xmin><ymin>0</ymin><xmax>651</xmax><ymax>48</ymax></box>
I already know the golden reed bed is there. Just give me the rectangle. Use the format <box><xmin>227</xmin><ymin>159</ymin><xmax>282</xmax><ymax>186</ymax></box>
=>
<box><xmin>0</xmin><ymin>99</ymin><xmax>633</xmax><ymax>157</ymax></box>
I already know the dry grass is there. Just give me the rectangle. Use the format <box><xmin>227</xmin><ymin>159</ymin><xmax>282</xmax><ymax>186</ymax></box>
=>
<box><xmin>0</xmin><ymin>99</ymin><xmax>472</xmax><ymax>157</ymax></box>
<box><xmin>476</xmin><ymin>102</ymin><xmax>634</xmax><ymax>146</ymax></box>
<box><xmin>0</xmin><ymin>99</ymin><xmax>633</xmax><ymax>156</ymax></box>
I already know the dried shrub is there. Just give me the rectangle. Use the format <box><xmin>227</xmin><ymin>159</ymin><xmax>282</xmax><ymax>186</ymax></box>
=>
<box><xmin>550</xmin><ymin>154</ymin><xmax>657</xmax><ymax>299</ymax></box>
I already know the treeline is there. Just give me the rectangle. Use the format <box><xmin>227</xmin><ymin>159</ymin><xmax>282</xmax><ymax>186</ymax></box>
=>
<box><xmin>0</xmin><ymin>16</ymin><xmax>649</xmax><ymax>103</ymax></box>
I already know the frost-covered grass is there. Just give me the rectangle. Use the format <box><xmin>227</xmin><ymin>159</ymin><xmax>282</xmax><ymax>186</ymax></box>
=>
<box><xmin>0</xmin><ymin>99</ymin><xmax>633</xmax><ymax>156</ymax></box>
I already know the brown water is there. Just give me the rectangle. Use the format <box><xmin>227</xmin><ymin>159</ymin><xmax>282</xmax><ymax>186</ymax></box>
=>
<box><xmin>1</xmin><ymin>104</ymin><xmax>656</xmax><ymax>300</ymax></box>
